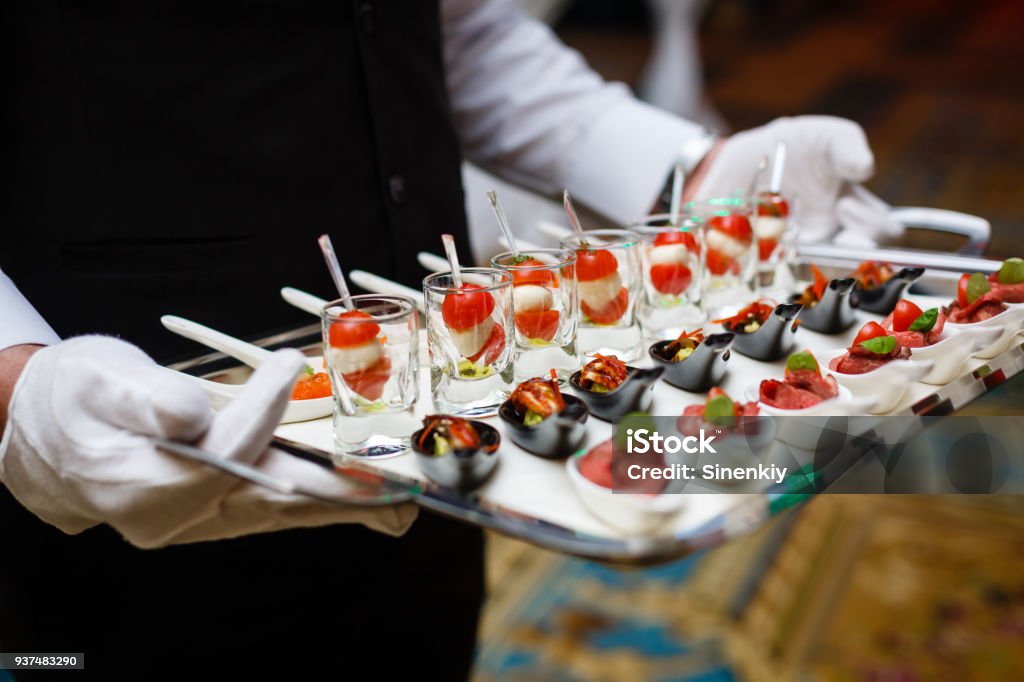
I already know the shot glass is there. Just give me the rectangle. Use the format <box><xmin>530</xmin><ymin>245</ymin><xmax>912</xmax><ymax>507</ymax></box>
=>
<box><xmin>690</xmin><ymin>197</ymin><xmax>757</xmax><ymax>318</ymax></box>
<box><xmin>753</xmin><ymin>190</ymin><xmax>800</xmax><ymax>298</ymax></box>
<box><xmin>491</xmin><ymin>248</ymin><xmax>580</xmax><ymax>384</ymax></box>
<box><xmin>423</xmin><ymin>268</ymin><xmax>515</xmax><ymax>416</ymax></box>
<box><xmin>630</xmin><ymin>214</ymin><xmax>706</xmax><ymax>340</ymax></box>
<box><xmin>322</xmin><ymin>294</ymin><xmax>420</xmax><ymax>458</ymax></box>
<box><xmin>559</xmin><ymin>229</ymin><xmax>644</xmax><ymax>362</ymax></box>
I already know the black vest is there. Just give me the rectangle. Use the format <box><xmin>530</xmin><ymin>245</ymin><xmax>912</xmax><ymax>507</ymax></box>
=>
<box><xmin>2</xmin><ymin>0</ymin><xmax>470</xmax><ymax>361</ymax></box>
<box><xmin>1</xmin><ymin>2</ymin><xmax>482</xmax><ymax>677</ymax></box>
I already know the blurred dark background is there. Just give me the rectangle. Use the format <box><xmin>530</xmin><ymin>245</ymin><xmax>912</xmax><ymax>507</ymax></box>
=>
<box><xmin>552</xmin><ymin>0</ymin><xmax>1024</xmax><ymax>258</ymax></box>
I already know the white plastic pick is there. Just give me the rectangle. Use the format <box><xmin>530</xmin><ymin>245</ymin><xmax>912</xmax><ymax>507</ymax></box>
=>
<box><xmin>441</xmin><ymin>233</ymin><xmax>463</xmax><ymax>288</ymax></box>
<box><xmin>487</xmin><ymin>190</ymin><xmax>519</xmax><ymax>257</ymax></box>
<box><xmin>317</xmin><ymin>234</ymin><xmax>353</xmax><ymax>309</ymax></box>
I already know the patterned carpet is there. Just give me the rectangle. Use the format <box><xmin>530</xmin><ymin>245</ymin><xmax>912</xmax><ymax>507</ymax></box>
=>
<box><xmin>474</xmin><ymin>548</ymin><xmax>737</xmax><ymax>681</ymax></box>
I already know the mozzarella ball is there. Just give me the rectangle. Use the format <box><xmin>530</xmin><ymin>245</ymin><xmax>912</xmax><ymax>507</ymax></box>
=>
<box><xmin>513</xmin><ymin>284</ymin><xmax>553</xmax><ymax>312</ymax></box>
<box><xmin>755</xmin><ymin>216</ymin><xmax>787</xmax><ymax>240</ymax></box>
<box><xmin>648</xmin><ymin>243</ymin><xmax>688</xmax><ymax>267</ymax></box>
<box><xmin>578</xmin><ymin>271</ymin><xmax>623</xmax><ymax>309</ymax></box>
<box><xmin>331</xmin><ymin>340</ymin><xmax>383</xmax><ymax>374</ymax></box>
<box><xmin>451</xmin><ymin>316</ymin><xmax>494</xmax><ymax>358</ymax></box>
<box><xmin>706</xmin><ymin>228</ymin><xmax>748</xmax><ymax>259</ymax></box>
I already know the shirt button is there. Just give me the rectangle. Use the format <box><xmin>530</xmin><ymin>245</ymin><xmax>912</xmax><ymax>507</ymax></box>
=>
<box><xmin>388</xmin><ymin>175</ymin><xmax>407</xmax><ymax>205</ymax></box>
<box><xmin>358</xmin><ymin>3</ymin><xmax>375</xmax><ymax>35</ymax></box>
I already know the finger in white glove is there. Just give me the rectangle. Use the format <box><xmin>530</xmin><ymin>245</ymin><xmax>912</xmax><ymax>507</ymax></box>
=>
<box><xmin>0</xmin><ymin>336</ymin><xmax>418</xmax><ymax>548</ymax></box>
<box><xmin>834</xmin><ymin>184</ymin><xmax>904</xmax><ymax>247</ymax></box>
<box><xmin>695</xmin><ymin>115</ymin><xmax>900</xmax><ymax>245</ymax></box>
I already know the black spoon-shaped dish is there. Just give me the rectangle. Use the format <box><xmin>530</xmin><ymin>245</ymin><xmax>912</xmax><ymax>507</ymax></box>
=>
<box><xmin>851</xmin><ymin>267</ymin><xmax>926</xmax><ymax>315</ymax></box>
<box><xmin>569</xmin><ymin>366</ymin><xmax>664</xmax><ymax>422</ymax></box>
<box><xmin>411</xmin><ymin>420</ymin><xmax>500</xmax><ymax>492</ymax></box>
<box><xmin>789</xmin><ymin>277</ymin><xmax>858</xmax><ymax>334</ymax></box>
<box><xmin>498</xmin><ymin>395</ymin><xmax>589</xmax><ymax>459</ymax></box>
<box><xmin>730</xmin><ymin>303</ymin><xmax>802</xmax><ymax>361</ymax></box>
<box><xmin>648</xmin><ymin>332</ymin><xmax>734</xmax><ymax>393</ymax></box>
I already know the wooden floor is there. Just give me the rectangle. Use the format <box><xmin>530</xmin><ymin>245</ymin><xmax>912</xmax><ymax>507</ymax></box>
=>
<box><xmin>558</xmin><ymin>0</ymin><xmax>1024</xmax><ymax>259</ymax></box>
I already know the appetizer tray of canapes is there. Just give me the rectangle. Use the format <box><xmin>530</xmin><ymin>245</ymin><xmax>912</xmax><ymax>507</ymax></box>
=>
<box><xmin>170</xmin><ymin>255</ymin><xmax>1024</xmax><ymax>564</ymax></box>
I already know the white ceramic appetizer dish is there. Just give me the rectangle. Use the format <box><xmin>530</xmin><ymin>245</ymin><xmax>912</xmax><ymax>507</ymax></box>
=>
<box><xmin>906</xmin><ymin>325</ymin><xmax>1004</xmax><ymax>384</ymax></box>
<box><xmin>817</xmin><ymin>348</ymin><xmax>935</xmax><ymax>414</ymax></box>
<box><xmin>943</xmin><ymin>303</ymin><xmax>1024</xmax><ymax>359</ymax></box>
<box><xmin>565</xmin><ymin>455</ymin><xmax>687</xmax><ymax>535</ymax></box>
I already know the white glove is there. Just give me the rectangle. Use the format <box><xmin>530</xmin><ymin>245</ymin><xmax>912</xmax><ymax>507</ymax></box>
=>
<box><xmin>695</xmin><ymin>116</ymin><xmax>903</xmax><ymax>246</ymax></box>
<box><xmin>0</xmin><ymin>336</ymin><xmax>417</xmax><ymax>548</ymax></box>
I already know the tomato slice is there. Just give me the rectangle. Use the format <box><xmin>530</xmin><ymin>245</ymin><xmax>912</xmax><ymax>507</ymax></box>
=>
<box><xmin>511</xmin><ymin>258</ymin><xmax>558</xmax><ymax>288</ymax></box>
<box><xmin>514</xmin><ymin>309</ymin><xmax>560</xmax><ymax>342</ymax></box>
<box><xmin>891</xmin><ymin>299</ymin><xmax>924</xmax><ymax>332</ymax></box>
<box><xmin>756</xmin><ymin>192</ymin><xmax>789</xmax><ymax>217</ymax></box>
<box><xmin>706</xmin><ymin>248</ymin><xmax>738</xmax><ymax>276</ymax></box>
<box><xmin>581</xmin><ymin>288</ymin><xmax>628</xmax><ymax>325</ymax></box>
<box><xmin>649</xmin><ymin>262</ymin><xmax>692</xmax><ymax>295</ymax></box>
<box><xmin>709</xmin><ymin>214</ymin><xmax>753</xmax><ymax>243</ymax></box>
<box><xmin>852</xmin><ymin>321</ymin><xmax>888</xmax><ymax>346</ymax></box>
<box><xmin>442</xmin><ymin>284</ymin><xmax>496</xmax><ymax>331</ymax></box>
<box><xmin>575</xmin><ymin>248</ymin><xmax>618</xmax><ymax>282</ymax></box>
<box><xmin>328</xmin><ymin>310</ymin><xmax>381</xmax><ymax>348</ymax></box>
<box><xmin>758</xmin><ymin>238</ymin><xmax>778</xmax><ymax>262</ymax></box>
<box><xmin>466</xmin><ymin>323</ymin><xmax>506</xmax><ymax>365</ymax></box>
<box><xmin>654</xmin><ymin>230</ymin><xmax>698</xmax><ymax>252</ymax></box>
<box><xmin>342</xmin><ymin>356</ymin><xmax>392</xmax><ymax>401</ymax></box>
<box><xmin>956</xmin><ymin>273</ymin><xmax>971</xmax><ymax>308</ymax></box>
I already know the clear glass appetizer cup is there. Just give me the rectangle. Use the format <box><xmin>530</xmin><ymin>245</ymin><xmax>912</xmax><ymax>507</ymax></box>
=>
<box><xmin>491</xmin><ymin>248</ymin><xmax>580</xmax><ymax>384</ymax></box>
<box><xmin>689</xmin><ymin>197</ymin><xmax>757</xmax><ymax>318</ymax></box>
<box><xmin>752</xmin><ymin>190</ymin><xmax>800</xmax><ymax>298</ymax></box>
<box><xmin>423</xmin><ymin>267</ymin><xmax>515</xmax><ymax>416</ymax></box>
<box><xmin>629</xmin><ymin>213</ymin><xmax>707</xmax><ymax>341</ymax></box>
<box><xmin>559</xmin><ymin>229</ymin><xmax>644</xmax><ymax>362</ymax></box>
<box><xmin>321</xmin><ymin>294</ymin><xmax>420</xmax><ymax>458</ymax></box>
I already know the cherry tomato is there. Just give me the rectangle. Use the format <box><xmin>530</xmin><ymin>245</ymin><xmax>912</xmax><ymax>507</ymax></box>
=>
<box><xmin>709</xmin><ymin>214</ymin><xmax>753</xmax><ymax>243</ymax></box>
<box><xmin>466</xmin><ymin>323</ymin><xmax>506</xmax><ymax>365</ymax></box>
<box><xmin>649</xmin><ymin>262</ymin><xmax>692</xmax><ymax>295</ymax></box>
<box><xmin>758</xmin><ymin>238</ymin><xmax>778</xmax><ymax>262</ymax></box>
<box><xmin>705</xmin><ymin>248</ymin><xmax>738</xmax><ymax>276</ymax></box>
<box><xmin>328</xmin><ymin>310</ymin><xmax>381</xmax><ymax>348</ymax></box>
<box><xmin>511</xmin><ymin>258</ymin><xmax>558</xmax><ymax>288</ymax></box>
<box><xmin>343</xmin><ymin>356</ymin><xmax>392</xmax><ymax>401</ymax></box>
<box><xmin>756</xmin><ymin>192</ymin><xmax>789</xmax><ymax>217</ymax></box>
<box><xmin>575</xmin><ymin>248</ymin><xmax>618</xmax><ymax>282</ymax></box>
<box><xmin>581</xmin><ymin>288</ymin><xmax>628</xmax><ymax>325</ymax></box>
<box><xmin>852</xmin><ymin>321</ymin><xmax>888</xmax><ymax>346</ymax></box>
<box><xmin>957</xmin><ymin>273</ymin><xmax>970</xmax><ymax>308</ymax></box>
<box><xmin>891</xmin><ymin>299</ymin><xmax>924</xmax><ymax>332</ymax></box>
<box><xmin>442</xmin><ymin>284</ymin><xmax>496</xmax><ymax>331</ymax></box>
<box><xmin>654</xmin><ymin>230</ymin><xmax>698</xmax><ymax>252</ymax></box>
<box><xmin>514</xmin><ymin>310</ymin><xmax>560</xmax><ymax>342</ymax></box>
<box><xmin>291</xmin><ymin>371</ymin><xmax>332</xmax><ymax>400</ymax></box>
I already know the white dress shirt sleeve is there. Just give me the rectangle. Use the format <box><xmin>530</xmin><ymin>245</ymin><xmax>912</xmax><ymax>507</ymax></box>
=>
<box><xmin>442</xmin><ymin>0</ymin><xmax>714</xmax><ymax>224</ymax></box>
<box><xmin>0</xmin><ymin>271</ymin><xmax>61</xmax><ymax>351</ymax></box>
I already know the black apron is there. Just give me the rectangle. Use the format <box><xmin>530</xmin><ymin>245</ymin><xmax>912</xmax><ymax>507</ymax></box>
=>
<box><xmin>1</xmin><ymin>2</ymin><xmax>483</xmax><ymax>678</ymax></box>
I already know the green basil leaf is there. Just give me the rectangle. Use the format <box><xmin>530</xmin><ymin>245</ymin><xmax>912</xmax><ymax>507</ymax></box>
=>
<box><xmin>858</xmin><ymin>335</ymin><xmax>897</xmax><ymax>354</ymax></box>
<box><xmin>785</xmin><ymin>351</ymin><xmax>820</xmax><ymax>375</ymax></box>
<box><xmin>997</xmin><ymin>257</ymin><xmax>1024</xmax><ymax>285</ymax></box>
<box><xmin>966</xmin><ymin>272</ymin><xmax>990</xmax><ymax>305</ymax></box>
<box><xmin>704</xmin><ymin>395</ymin><xmax>737</xmax><ymax>426</ymax></box>
<box><xmin>908</xmin><ymin>308</ymin><xmax>938</xmax><ymax>333</ymax></box>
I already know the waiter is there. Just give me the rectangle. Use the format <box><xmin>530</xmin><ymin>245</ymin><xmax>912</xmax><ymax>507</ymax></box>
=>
<box><xmin>0</xmin><ymin>1</ymin><xmax>899</xmax><ymax>678</ymax></box>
